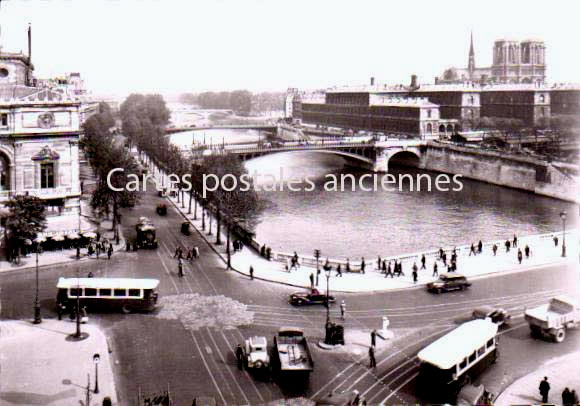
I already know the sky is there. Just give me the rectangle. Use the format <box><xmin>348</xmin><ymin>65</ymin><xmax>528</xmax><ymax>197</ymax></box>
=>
<box><xmin>1</xmin><ymin>0</ymin><xmax>579</xmax><ymax>98</ymax></box>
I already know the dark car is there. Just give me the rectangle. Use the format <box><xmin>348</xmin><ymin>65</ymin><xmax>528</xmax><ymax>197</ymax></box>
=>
<box><xmin>289</xmin><ymin>289</ymin><xmax>335</xmax><ymax>306</ymax></box>
<box><xmin>472</xmin><ymin>306</ymin><xmax>511</xmax><ymax>326</ymax></box>
<box><xmin>427</xmin><ymin>273</ymin><xmax>471</xmax><ymax>293</ymax></box>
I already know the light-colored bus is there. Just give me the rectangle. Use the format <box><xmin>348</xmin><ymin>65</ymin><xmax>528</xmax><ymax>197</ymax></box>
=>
<box><xmin>56</xmin><ymin>277</ymin><xmax>160</xmax><ymax>314</ymax></box>
<box><xmin>417</xmin><ymin>319</ymin><xmax>498</xmax><ymax>401</ymax></box>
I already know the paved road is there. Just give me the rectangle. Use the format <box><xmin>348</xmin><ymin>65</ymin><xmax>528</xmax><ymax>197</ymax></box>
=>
<box><xmin>1</xmin><ymin>187</ymin><xmax>579</xmax><ymax>405</ymax></box>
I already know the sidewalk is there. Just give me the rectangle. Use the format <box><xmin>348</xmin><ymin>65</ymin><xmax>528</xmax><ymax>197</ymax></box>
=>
<box><xmin>165</xmin><ymin>194</ymin><xmax>579</xmax><ymax>293</ymax></box>
<box><xmin>0</xmin><ymin>202</ymin><xmax>126</xmax><ymax>274</ymax></box>
<box><xmin>0</xmin><ymin>319</ymin><xmax>118</xmax><ymax>406</ymax></box>
<box><xmin>495</xmin><ymin>351</ymin><xmax>580</xmax><ymax>405</ymax></box>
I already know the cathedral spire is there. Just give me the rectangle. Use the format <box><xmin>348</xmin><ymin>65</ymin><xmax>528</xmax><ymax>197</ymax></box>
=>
<box><xmin>468</xmin><ymin>31</ymin><xmax>475</xmax><ymax>76</ymax></box>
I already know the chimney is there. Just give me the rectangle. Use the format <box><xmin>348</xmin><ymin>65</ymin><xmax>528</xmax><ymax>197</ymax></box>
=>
<box><xmin>410</xmin><ymin>74</ymin><xmax>418</xmax><ymax>89</ymax></box>
<box><xmin>370</xmin><ymin>77</ymin><xmax>375</xmax><ymax>86</ymax></box>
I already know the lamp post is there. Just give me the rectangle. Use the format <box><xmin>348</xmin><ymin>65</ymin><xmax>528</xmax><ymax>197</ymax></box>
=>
<box><xmin>93</xmin><ymin>353</ymin><xmax>100</xmax><ymax>394</ymax></box>
<box><xmin>324</xmin><ymin>267</ymin><xmax>332</xmax><ymax>344</ymax></box>
<box><xmin>74</xmin><ymin>268</ymin><xmax>81</xmax><ymax>338</ymax></box>
<box><xmin>560</xmin><ymin>211</ymin><xmax>567</xmax><ymax>257</ymax></box>
<box><xmin>33</xmin><ymin>244</ymin><xmax>41</xmax><ymax>324</ymax></box>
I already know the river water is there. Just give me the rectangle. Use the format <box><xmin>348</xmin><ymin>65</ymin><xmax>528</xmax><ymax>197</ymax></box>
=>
<box><xmin>244</xmin><ymin>152</ymin><xmax>577</xmax><ymax>259</ymax></box>
<box><xmin>170</xmin><ymin>129</ymin><xmax>577</xmax><ymax>259</ymax></box>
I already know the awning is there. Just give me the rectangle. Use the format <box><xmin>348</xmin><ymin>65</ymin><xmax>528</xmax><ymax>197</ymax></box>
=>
<box><xmin>38</xmin><ymin>215</ymin><xmax>96</xmax><ymax>239</ymax></box>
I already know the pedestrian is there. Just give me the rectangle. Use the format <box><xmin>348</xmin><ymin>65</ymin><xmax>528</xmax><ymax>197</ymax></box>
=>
<box><xmin>336</xmin><ymin>264</ymin><xmax>342</xmax><ymax>277</ymax></box>
<box><xmin>360</xmin><ymin>257</ymin><xmax>365</xmax><ymax>274</ymax></box>
<box><xmin>316</xmin><ymin>268</ymin><xmax>320</xmax><ymax>286</ymax></box>
<box><xmin>571</xmin><ymin>389</ymin><xmax>578</xmax><ymax>404</ymax></box>
<box><xmin>174</xmin><ymin>246</ymin><xmax>181</xmax><ymax>259</ymax></box>
<box><xmin>469</xmin><ymin>243</ymin><xmax>476</xmax><ymax>256</ymax></box>
<box><xmin>517</xmin><ymin>249</ymin><xmax>523</xmax><ymax>264</ymax></box>
<box><xmin>513</xmin><ymin>234</ymin><xmax>518</xmax><ymax>247</ymax></box>
<box><xmin>432</xmin><ymin>261</ymin><xmax>438</xmax><ymax>277</ymax></box>
<box><xmin>81</xmin><ymin>306</ymin><xmax>88</xmax><ymax>323</ymax></box>
<box><xmin>412</xmin><ymin>263</ymin><xmax>418</xmax><ymax>283</ymax></box>
<box><xmin>346</xmin><ymin>258</ymin><xmax>351</xmax><ymax>273</ymax></box>
<box><xmin>266</xmin><ymin>247</ymin><xmax>271</xmax><ymax>260</ymax></box>
<box><xmin>505</xmin><ymin>239</ymin><xmax>511</xmax><ymax>253</ymax></box>
<box><xmin>382</xmin><ymin>259</ymin><xmax>387</xmax><ymax>274</ymax></box>
<box><xmin>368</xmin><ymin>345</ymin><xmax>376</xmax><ymax>368</ymax></box>
<box><xmin>539</xmin><ymin>376</ymin><xmax>550</xmax><ymax>403</ymax></box>
<box><xmin>377</xmin><ymin>256</ymin><xmax>382</xmax><ymax>271</ymax></box>
<box><xmin>57</xmin><ymin>302</ymin><xmax>63</xmax><ymax>320</ymax></box>
<box><xmin>260</xmin><ymin>244</ymin><xmax>266</xmax><ymax>257</ymax></box>
<box><xmin>340</xmin><ymin>300</ymin><xmax>346</xmax><ymax>319</ymax></box>
<box><xmin>553</xmin><ymin>235</ymin><xmax>559</xmax><ymax>246</ymax></box>
<box><xmin>478</xmin><ymin>240</ymin><xmax>483</xmax><ymax>254</ymax></box>
<box><xmin>439</xmin><ymin>247</ymin><xmax>444</xmax><ymax>259</ymax></box>
<box><xmin>387</xmin><ymin>261</ymin><xmax>393</xmax><ymax>278</ymax></box>
<box><xmin>309</xmin><ymin>273</ymin><xmax>314</xmax><ymax>289</ymax></box>
<box><xmin>399</xmin><ymin>261</ymin><xmax>404</xmax><ymax>276</ymax></box>
<box><xmin>293</xmin><ymin>251</ymin><xmax>299</xmax><ymax>268</ymax></box>
<box><xmin>562</xmin><ymin>387</ymin><xmax>571</xmax><ymax>406</ymax></box>
<box><xmin>371</xmin><ymin>329</ymin><xmax>377</xmax><ymax>347</ymax></box>
<box><xmin>69</xmin><ymin>305</ymin><xmax>76</xmax><ymax>321</ymax></box>
<box><xmin>186</xmin><ymin>249</ymin><xmax>192</xmax><ymax>261</ymax></box>
<box><xmin>525</xmin><ymin>244</ymin><xmax>530</xmax><ymax>258</ymax></box>
<box><xmin>76</xmin><ymin>245</ymin><xmax>81</xmax><ymax>259</ymax></box>
<box><xmin>88</xmin><ymin>271</ymin><xmax>94</xmax><ymax>278</ymax></box>
<box><xmin>442</xmin><ymin>252</ymin><xmax>447</xmax><ymax>265</ymax></box>
<box><xmin>107</xmin><ymin>244</ymin><xmax>113</xmax><ymax>260</ymax></box>
<box><xmin>178</xmin><ymin>258</ymin><xmax>184</xmax><ymax>277</ymax></box>
<box><xmin>235</xmin><ymin>344</ymin><xmax>244</xmax><ymax>370</ymax></box>
<box><xmin>420</xmin><ymin>254</ymin><xmax>426</xmax><ymax>270</ymax></box>
<box><xmin>492</xmin><ymin>243</ymin><xmax>497</xmax><ymax>256</ymax></box>
<box><xmin>249</xmin><ymin>265</ymin><xmax>254</xmax><ymax>280</ymax></box>
<box><xmin>194</xmin><ymin>246</ymin><xmax>199</xmax><ymax>258</ymax></box>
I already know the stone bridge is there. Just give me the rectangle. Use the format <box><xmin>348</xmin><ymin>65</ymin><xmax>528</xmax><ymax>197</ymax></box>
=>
<box><xmin>194</xmin><ymin>140</ymin><xmax>426</xmax><ymax>172</ymax></box>
<box><xmin>165</xmin><ymin>124</ymin><xmax>278</xmax><ymax>135</ymax></box>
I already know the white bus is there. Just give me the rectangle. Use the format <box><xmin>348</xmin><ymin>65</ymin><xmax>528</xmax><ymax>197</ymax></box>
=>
<box><xmin>417</xmin><ymin>319</ymin><xmax>498</xmax><ymax>401</ymax></box>
<box><xmin>56</xmin><ymin>277</ymin><xmax>160</xmax><ymax>314</ymax></box>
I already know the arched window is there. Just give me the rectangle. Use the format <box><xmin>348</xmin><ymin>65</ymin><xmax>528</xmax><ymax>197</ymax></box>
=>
<box><xmin>426</xmin><ymin>123</ymin><xmax>433</xmax><ymax>133</ymax></box>
<box><xmin>0</xmin><ymin>153</ymin><xmax>10</xmax><ymax>190</ymax></box>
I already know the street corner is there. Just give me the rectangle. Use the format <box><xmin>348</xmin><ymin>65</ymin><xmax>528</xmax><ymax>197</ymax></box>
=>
<box><xmin>0</xmin><ymin>319</ymin><xmax>117</xmax><ymax>406</ymax></box>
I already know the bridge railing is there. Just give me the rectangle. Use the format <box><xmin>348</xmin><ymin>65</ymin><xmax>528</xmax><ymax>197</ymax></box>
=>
<box><xmin>213</xmin><ymin>141</ymin><xmax>377</xmax><ymax>154</ymax></box>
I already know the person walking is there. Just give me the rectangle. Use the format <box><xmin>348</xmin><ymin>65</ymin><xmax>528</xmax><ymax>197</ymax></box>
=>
<box><xmin>57</xmin><ymin>302</ymin><xmax>63</xmax><ymax>320</ymax></box>
<box><xmin>513</xmin><ymin>234</ymin><xmax>518</xmax><ymax>247</ymax></box>
<box><xmin>194</xmin><ymin>246</ymin><xmax>200</xmax><ymax>259</ymax></box>
<box><xmin>469</xmin><ymin>243</ymin><xmax>476</xmax><ymax>256</ymax></box>
<box><xmin>377</xmin><ymin>256</ymin><xmax>382</xmax><ymax>271</ymax></box>
<box><xmin>420</xmin><ymin>254</ymin><xmax>426</xmax><ymax>270</ymax></box>
<box><xmin>412</xmin><ymin>263</ymin><xmax>418</xmax><ymax>283</ymax></box>
<box><xmin>107</xmin><ymin>244</ymin><xmax>113</xmax><ymax>260</ymax></box>
<box><xmin>525</xmin><ymin>244</ymin><xmax>530</xmax><ymax>258</ymax></box>
<box><xmin>492</xmin><ymin>244</ymin><xmax>498</xmax><ymax>256</ymax></box>
<box><xmin>235</xmin><ymin>344</ymin><xmax>244</xmax><ymax>370</ymax></box>
<box><xmin>517</xmin><ymin>249</ymin><xmax>523</xmax><ymax>264</ymax></box>
<box><xmin>505</xmin><ymin>239</ymin><xmax>511</xmax><ymax>253</ymax></box>
<box><xmin>346</xmin><ymin>258</ymin><xmax>351</xmax><ymax>273</ymax></box>
<box><xmin>360</xmin><ymin>257</ymin><xmax>365</xmax><ymax>274</ymax></box>
<box><xmin>438</xmin><ymin>247</ymin><xmax>444</xmax><ymax>259</ymax></box>
<box><xmin>309</xmin><ymin>273</ymin><xmax>314</xmax><ymax>290</ymax></box>
<box><xmin>249</xmin><ymin>266</ymin><xmax>254</xmax><ymax>280</ymax></box>
<box><xmin>368</xmin><ymin>345</ymin><xmax>376</xmax><ymax>368</ymax></box>
<box><xmin>571</xmin><ymin>389</ymin><xmax>578</xmax><ymax>404</ymax></box>
<box><xmin>539</xmin><ymin>376</ymin><xmax>550</xmax><ymax>403</ymax></box>
<box><xmin>478</xmin><ymin>240</ymin><xmax>483</xmax><ymax>254</ymax></box>
<box><xmin>316</xmin><ymin>268</ymin><xmax>320</xmax><ymax>286</ymax></box>
<box><xmin>336</xmin><ymin>264</ymin><xmax>342</xmax><ymax>277</ymax></box>
<box><xmin>371</xmin><ymin>329</ymin><xmax>377</xmax><ymax>347</ymax></box>
<box><xmin>178</xmin><ymin>257</ymin><xmax>184</xmax><ymax>277</ymax></box>
<box><xmin>562</xmin><ymin>387</ymin><xmax>571</xmax><ymax>406</ymax></box>
<box><xmin>553</xmin><ymin>235</ymin><xmax>559</xmax><ymax>246</ymax></box>
<box><xmin>386</xmin><ymin>261</ymin><xmax>393</xmax><ymax>278</ymax></box>
<box><xmin>340</xmin><ymin>300</ymin><xmax>346</xmax><ymax>319</ymax></box>
<box><xmin>442</xmin><ymin>252</ymin><xmax>447</xmax><ymax>266</ymax></box>
<box><xmin>382</xmin><ymin>259</ymin><xmax>387</xmax><ymax>275</ymax></box>
<box><xmin>432</xmin><ymin>261</ymin><xmax>438</xmax><ymax>277</ymax></box>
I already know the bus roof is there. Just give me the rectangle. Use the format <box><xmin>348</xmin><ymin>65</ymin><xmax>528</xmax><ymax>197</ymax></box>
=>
<box><xmin>417</xmin><ymin>320</ymin><xmax>498</xmax><ymax>370</ymax></box>
<box><xmin>57</xmin><ymin>277</ymin><xmax>160</xmax><ymax>290</ymax></box>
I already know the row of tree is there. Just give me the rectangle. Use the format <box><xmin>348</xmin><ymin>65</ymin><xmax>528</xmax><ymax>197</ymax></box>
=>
<box><xmin>120</xmin><ymin>93</ymin><xmax>261</xmax><ymax>266</ymax></box>
<box><xmin>178</xmin><ymin>91</ymin><xmax>285</xmax><ymax>115</ymax></box>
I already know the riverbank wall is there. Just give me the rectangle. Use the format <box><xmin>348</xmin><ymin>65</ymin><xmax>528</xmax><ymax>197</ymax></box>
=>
<box><xmin>420</xmin><ymin>142</ymin><xmax>578</xmax><ymax>203</ymax></box>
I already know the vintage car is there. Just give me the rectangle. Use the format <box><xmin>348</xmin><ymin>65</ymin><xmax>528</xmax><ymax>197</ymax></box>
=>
<box><xmin>289</xmin><ymin>289</ymin><xmax>335</xmax><ymax>306</ymax></box>
<box><xmin>456</xmin><ymin>383</ymin><xmax>494</xmax><ymax>406</ymax></box>
<box><xmin>472</xmin><ymin>306</ymin><xmax>511</xmax><ymax>326</ymax></box>
<box><xmin>181</xmin><ymin>221</ymin><xmax>191</xmax><ymax>235</ymax></box>
<box><xmin>427</xmin><ymin>273</ymin><xmax>471</xmax><ymax>293</ymax></box>
<box><xmin>156</xmin><ymin>204</ymin><xmax>167</xmax><ymax>216</ymax></box>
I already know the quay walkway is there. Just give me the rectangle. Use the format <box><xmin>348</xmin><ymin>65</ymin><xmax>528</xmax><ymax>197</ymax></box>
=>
<box><xmin>164</xmin><ymin>192</ymin><xmax>579</xmax><ymax>293</ymax></box>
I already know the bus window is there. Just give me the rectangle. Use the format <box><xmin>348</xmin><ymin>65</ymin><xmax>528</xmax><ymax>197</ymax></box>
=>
<box><xmin>468</xmin><ymin>351</ymin><xmax>476</xmax><ymax>363</ymax></box>
<box><xmin>477</xmin><ymin>346</ymin><xmax>485</xmax><ymax>356</ymax></box>
<box><xmin>70</xmin><ymin>288</ymin><xmax>81</xmax><ymax>297</ymax></box>
<box><xmin>459</xmin><ymin>358</ymin><xmax>467</xmax><ymax>370</ymax></box>
<box><xmin>114</xmin><ymin>289</ymin><xmax>126</xmax><ymax>297</ymax></box>
<box><xmin>487</xmin><ymin>338</ymin><xmax>494</xmax><ymax>348</ymax></box>
<box><xmin>128</xmin><ymin>289</ymin><xmax>140</xmax><ymax>297</ymax></box>
<box><xmin>100</xmin><ymin>288</ymin><xmax>112</xmax><ymax>296</ymax></box>
<box><xmin>85</xmin><ymin>288</ymin><xmax>97</xmax><ymax>297</ymax></box>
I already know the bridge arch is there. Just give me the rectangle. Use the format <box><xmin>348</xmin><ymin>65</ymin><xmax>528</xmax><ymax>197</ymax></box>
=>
<box><xmin>239</xmin><ymin>149</ymin><xmax>376</xmax><ymax>168</ymax></box>
<box><xmin>387</xmin><ymin>149</ymin><xmax>421</xmax><ymax>169</ymax></box>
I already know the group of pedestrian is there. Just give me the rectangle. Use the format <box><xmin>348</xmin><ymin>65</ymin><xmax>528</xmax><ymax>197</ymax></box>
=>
<box><xmin>379</xmin><ymin>259</ymin><xmax>405</xmax><ymax>278</ymax></box>
<box><xmin>287</xmin><ymin>252</ymin><xmax>301</xmax><ymax>271</ymax></box>
<box><xmin>538</xmin><ymin>376</ymin><xmax>580</xmax><ymax>405</ymax></box>
<box><xmin>260</xmin><ymin>244</ymin><xmax>272</xmax><ymax>260</ymax></box>
<box><xmin>232</xmin><ymin>240</ymin><xmax>244</xmax><ymax>252</ymax></box>
<box><xmin>468</xmin><ymin>240</ymin><xmax>484</xmax><ymax>256</ymax></box>
<box><xmin>88</xmin><ymin>239</ymin><xmax>114</xmax><ymax>260</ymax></box>
<box><xmin>173</xmin><ymin>245</ymin><xmax>200</xmax><ymax>277</ymax></box>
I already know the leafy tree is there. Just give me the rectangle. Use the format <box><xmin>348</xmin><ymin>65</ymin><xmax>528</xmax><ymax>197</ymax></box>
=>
<box><xmin>4</xmin><ymin>195</ymin><xmax>46</xmax><ymax>261</ymax></box>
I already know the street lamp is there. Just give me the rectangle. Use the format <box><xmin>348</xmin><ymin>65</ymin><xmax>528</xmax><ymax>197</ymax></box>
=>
<box><xmin>93</xmin><ymin>353</ymin><xmax>100</xmax><ymax>394</ymax></box>
<box><xmin>324</xmin><ymin>266</ymin><xmax>332</xmax><ymax>345</ymax></box>
<box><xmin>560</xmin><ymin>211</ymin><xmax>567</xmax><ymax>257</ymax></box>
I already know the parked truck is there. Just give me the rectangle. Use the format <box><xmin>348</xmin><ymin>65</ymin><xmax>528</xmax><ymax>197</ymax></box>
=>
<box><xmin>525</xmin><ymin>296</ymin><xmax>580</xmax><ymax>342</ymax></box>
<box><xmin>272</xmin><ymin>327</ymin><xmax>314</xmax><ymax>380</ymax></box>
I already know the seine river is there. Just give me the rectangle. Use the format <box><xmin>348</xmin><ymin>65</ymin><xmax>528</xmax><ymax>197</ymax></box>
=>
<box><xmin>170</xmin><ymin>130</ymin><xmax>577</xmax><ymax>259</ymax></box>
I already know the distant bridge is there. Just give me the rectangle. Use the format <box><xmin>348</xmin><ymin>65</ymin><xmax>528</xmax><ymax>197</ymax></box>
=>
<box><xmin>190</xmin><ymin>139</ymin><xmax>427</xmax><ymax>172</ymax></box>
<box><xmin>165</xmin><ymin>124</ymin><xmax>278</xmax><ymax>134</ymax></box>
